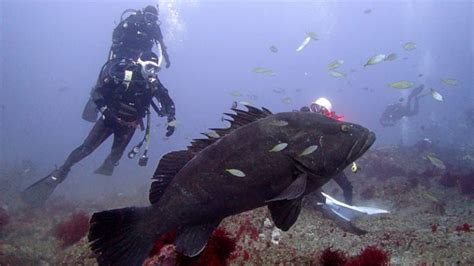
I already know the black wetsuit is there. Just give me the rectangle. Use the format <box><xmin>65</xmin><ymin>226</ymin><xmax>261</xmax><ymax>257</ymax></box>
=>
<box><xmin>61</xmin><ymin>59</ymin><xmax>175</xmax><ymax>177</ymax></box>
<box><xmin>379</xmin><ymin>85</ymin><xmax>424</xmax><ymax>127</ymax></box>
<box><xmin>110</xmin><ymin>11</ymin><xmax>170</xmax><ymax>64</ymax></box>
<box><xmin>82</xmin><ymin>10</ymin><xmax>171</xmax><ymax>123</ymax></box>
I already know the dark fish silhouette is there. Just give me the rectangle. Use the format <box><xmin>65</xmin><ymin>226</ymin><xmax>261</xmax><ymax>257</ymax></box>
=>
<box><xmin>88</xmin><ymin>106</ymin><xmax>376</xmax><ymax>266</ymax></box>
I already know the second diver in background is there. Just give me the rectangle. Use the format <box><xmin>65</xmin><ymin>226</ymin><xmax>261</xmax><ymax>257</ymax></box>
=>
<box><xmin>379</xmin><ymin>84</ymin><xmax>425</xmax><ymax>127</ymax></box>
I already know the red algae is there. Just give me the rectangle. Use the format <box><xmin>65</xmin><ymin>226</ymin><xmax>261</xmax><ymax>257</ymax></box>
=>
<box><xmin>178</xmin><ymin>228</ymin><xmax>237</xmax><ymax>266</ymax></box>
<box><xmin>148</xmin><ymin>230</ymin><xmax>177</xmax><ymax>257</ymax></box>
<box><xmin>346</xmin><ymin>245</ymin><xmax>389</xmax><ymax>266</ymax></box>
<box><xmin>0</xmin><ymin>207</ymin><xmax>10</xmax><ymax>232</ymax></box>
<box><xmin>455</xmin><ymin>223</ymin><xmax>471</xmax><ymax>232</ymax></box>
<box><xmin>147</xmin><ymin>228</ymin><xmax>237</xmax><ymax>266</ymax></box>
<box><xmin>53</xmin><ymin>211</ymin><xmax>90</xmax><ymax>248</ymax></box>
<box><xmin>431</xmin><ymin>224</ymin><xmax>438</xmax><ymax>233</ymax></box>
<box><xmin>317</xmin><ymin>246</ymin><xmax>348</xmax><ymax>266</ymax></box>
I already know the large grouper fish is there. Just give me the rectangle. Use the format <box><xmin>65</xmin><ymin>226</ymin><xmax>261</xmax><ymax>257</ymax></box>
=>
<box><xmin>88</xmin><ymin>106</ymin><xmax>376</xmax><ymax>265</ymax></box>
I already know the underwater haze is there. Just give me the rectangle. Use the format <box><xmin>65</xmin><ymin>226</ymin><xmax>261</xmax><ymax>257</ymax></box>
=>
<box><xmin>0</xmin><ymin>0</ymin><xmax>473</xmax><ymax>265</ymax></box>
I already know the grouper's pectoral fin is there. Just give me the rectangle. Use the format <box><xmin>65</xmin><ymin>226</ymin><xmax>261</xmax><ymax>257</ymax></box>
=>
<box><xmin>266</xmin><ymin>173</ymin><xmax>307</xmax><ymax>202</ymax></box>
<box><xmin>267</xmin><ymin>198</ymin><xmax>303</xmax><ymax>231</ymax></box>
<box><xmin>175</xmin><ymin>219</ymin><xmax>221</xmax><ymax>257</ymax></box>
<box><xmin>265</xmin><ymin>173</ymin><xmax>307</xmax><ymax>231</ymax></box>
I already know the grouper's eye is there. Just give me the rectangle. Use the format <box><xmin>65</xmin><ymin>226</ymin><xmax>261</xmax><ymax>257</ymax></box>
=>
<box><xmin>340</xmin><ymin>124</ymin><xmax>350</xmax><ymax>132</ymax></box>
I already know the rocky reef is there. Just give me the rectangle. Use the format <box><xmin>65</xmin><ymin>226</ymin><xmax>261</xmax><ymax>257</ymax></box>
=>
<box><xmin>0</xmin><ymin>145</ymin><xmax>473</xmax><ymax>265</ymax></box>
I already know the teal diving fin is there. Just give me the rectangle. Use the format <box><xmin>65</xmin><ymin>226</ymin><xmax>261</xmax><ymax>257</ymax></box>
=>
<box><xmin>320</xmin><ymin>192</ymin><xmax>389</xmax><ymax>221</ymax></box>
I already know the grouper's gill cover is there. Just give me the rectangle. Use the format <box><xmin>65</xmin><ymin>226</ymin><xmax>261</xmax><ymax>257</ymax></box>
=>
<box><xmin>88</xmin><ymin>106</ymin><xmax>376</xmax><ymax>266</ymax></box>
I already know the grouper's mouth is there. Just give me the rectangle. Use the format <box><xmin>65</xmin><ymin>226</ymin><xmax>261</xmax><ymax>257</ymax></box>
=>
<box><xmin>346</xmin><ymin>131</ymin><xmax>376</xmax><ymax>163</ymax></box>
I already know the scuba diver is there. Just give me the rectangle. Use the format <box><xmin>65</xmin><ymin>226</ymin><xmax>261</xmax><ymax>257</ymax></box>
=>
<box><xmin>379</xmin><ymin>84</ymin><xmax>425</xmax><ymax>127</ymax></box>
<box><xmin>22</xmin><ymin>52</ymin><xmax>176</xmax><ymax>207</ymax></box>
<box><xmin>110</xmin><ymin>5</ymin><xmax>171</xmax><ymax>64</ymax></box>
<box><xmin>299</xmin><ymin>97</ymin><xmax>381</xmax><ymax>235</ymax></box>
<box><xmin>300</xmin><ymin>97</ymin><xmax>353</xmax><ymax>205</ymax></box>
<box><xmin>82</xmin><ymin>5</ymin><xmax>171</xmax><ymax>123</ymax></box>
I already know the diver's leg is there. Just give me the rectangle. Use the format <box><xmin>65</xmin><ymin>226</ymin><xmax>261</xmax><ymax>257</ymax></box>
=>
<box><xmin>21</xmin><ymin>119</ymin><xmax>112</xmax><ymax>206</ymax></box>
<box><xmin>59</xmin><ymin>119</ymin><xmax>113</xmax><ymax>179</ymax></box>
<box><xmin>333</xmin><ymin>172</ymin><xmax>353</xmax><ymax>205</ymax></box>
<box><xmin>95</xmin><ymin>126</ymin><xmax>136</xmax><ymax>176</ymax></box>
<box><xmin>406</xmin><ymin>94</ymin><xmax>420</xmax><ymax>116</ymax></box>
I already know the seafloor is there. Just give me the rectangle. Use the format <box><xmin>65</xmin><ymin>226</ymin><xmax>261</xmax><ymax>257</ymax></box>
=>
<box><xmin>1</xmin><ymin>145</ymin><xmax>473</xmax><ymax>265</ymax></box>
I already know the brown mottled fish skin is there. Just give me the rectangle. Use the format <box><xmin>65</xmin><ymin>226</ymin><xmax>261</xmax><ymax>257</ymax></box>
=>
<box><xmin>88</xmin><ymin>109</ymin><xmax>375</xmax><ymax>266</ymax></box>
<box><xmin>154</xmin><ymin>112</ymin><xmax>373</xmax><ymax>226</ymax></box>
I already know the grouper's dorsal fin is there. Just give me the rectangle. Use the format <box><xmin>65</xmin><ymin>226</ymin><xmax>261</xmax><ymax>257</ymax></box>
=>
<box><xmin>149</xmin><ymin>150</ymin><xmax>194</xmax><ymax>204</ymax></box>
<box><xmin>187</xmin><ymin>105</ymin><xmax>272</xmax><ymax>153</ymax></box>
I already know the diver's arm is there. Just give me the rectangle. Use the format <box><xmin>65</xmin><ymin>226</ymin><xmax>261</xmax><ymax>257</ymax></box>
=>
<box><xmin>152</xmin><ymin>79</ymin><xmax>175</xmax><ymax>118</ymax></box>
<box><xmin>152</xmin><ymin>78</ymin><xmax>176</xmax><ymax>136</ymax></box>
<box><xmin>333</xmin><ymin>172</ymin><xmax>353</xmax><ymax>205</ymax></box>
<box><xmin>153</xmin><ymin>26</ymin><xmax>171</xmax><ymax>68</ymax></box>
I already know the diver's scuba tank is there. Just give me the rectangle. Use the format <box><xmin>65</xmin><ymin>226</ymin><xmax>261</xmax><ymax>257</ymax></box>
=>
<box><xmin>82</xmin><ymin>95</ymin><xmax>99</xmax><ymax>123</ymax></box>
<box><xmin>128</xmin><ymin>108</ymin><xmax>151</xmax><ymax>167</ymax></box>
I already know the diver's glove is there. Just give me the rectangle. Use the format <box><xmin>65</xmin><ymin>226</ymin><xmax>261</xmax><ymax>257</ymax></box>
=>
<box><xmin>165</xmin><ymin>116</ymin><xmax>176</xmax><ymax>137</ymax></box>
<box><xmin>165</xmin><ymin>60</ymin><xmax>171</xmax><ymax>69</ymax></box>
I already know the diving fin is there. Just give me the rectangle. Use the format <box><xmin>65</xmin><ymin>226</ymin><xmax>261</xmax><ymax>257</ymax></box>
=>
<box><xmin>82</xmin><ymin>97</ymin><xmax>98</xmax><ymax>123</ymax></box>
<box><xmin>320</xmin><ymin>192</ymin><xmax>389</xmax><ymax>221</ymax></box>
<box><xmin>21</xmin><ymin>169</ymin><xmax>67</xmax><ymax>207</ymax></box>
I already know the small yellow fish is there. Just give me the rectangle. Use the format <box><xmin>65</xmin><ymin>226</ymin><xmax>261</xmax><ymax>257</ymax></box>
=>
<box><xmin>252</xmin><ymin>67</ymin><xmax>267</xmax><ymax>73</ymax></box>
<box><xmin>327</xmin><ymin>59</ymin><xmax>344</xmax><ymax>70</ymax></box>
<box><xmin>226</xmin><ymin>169</ymin><xmax>246</xmax><ymax>177</ymax></box>
<box><xmin>281</xmin><ymin>97</ymin><xmax>292</xmax><ymax>104</ymax></box>
<box><xmin>299</xmin><ymin>145</ymin><xmax>318</xmax><ymax>156</ymax></box>
<box><xmin>441</xmin><ymin>78</ymin><xmax>457</xmax><ymax>86</ymax></box>
<box><xmin>462</xmin><ymin>155</ymin><xmax>474</xmax><ymax>161</ymax></box>
<box><xmin>269</xmin><ymin>143</ymin><xmax>288</xmax><ymax>152</ymax></box>
<box><xmin>229</xmin><ymin>90</ymin><xmax>242</xmax><ymax>97</ymax></box>
<box><xmin>430</xmin><ymin>88</ymin><xmax>443</xmax><ymax>102</ymax></box>
<box><xmin>388</xmin><ymin>81</ymin><xmax>414</xmax><ymax>89</ymax></box>
<box><xmin>403</xmin><ymin>42</ymin><xmax>416</xmax><ymax>51</ymax></box>
<box><xmin>426</xmin><ymin>153</ymin><xmax>446</xmax><ymax>170</ymax></box>
<box><xmin>351</xmin><ymin>162</ymin><xmax>359</xmax><ymax>173</ymax></box>
<box><xmin>329</xmin><ymin>70</ymin><xmax>346</xmax><ymax>78</ymax></box>
<box><xmin>204</xmin><ymin>131</ymin><xmax>220</xmax><ymax>139</ymax></box>
<box><xmin>269</xmin><ymin>120</ymin><xmax>289</xmax><ymax>127</ymax></box>
<box><xmin>364</xmin><ymin>54</ymin><xmax>386</xmax><ymax>67</ymax></box>
<box><xmin>384</xmin><ymin>53</ymin><xmax>397</xmax><ymax>61</ymax></box>
<box><xmin>239</xmin><ymin>101</ymin><xmax>252</xmax><ymax>106</ymax></box>
<box><xmin>422</xmin><ymin>191</ymin><xmax>439</xmax><ymax>202</ymax></box>
<box><xmin>269</xmin><ymin>45</ymin><xmax>278</xmax><ymax>53</ymax></box>
<box><xmin>306</xmin><ymin>32</ymin><xmax>318</xmax><ymax>40</ymax></box>
<box><xmin>252</xmin><ymin>67</ymin><xmax>275</xmax><ymax>76</ymax></box>
<box><xmin>296</xmin><ymin>32</ymin><xmax>318</xmax><ymax>52</ymax></box>
<box><xmin>167</xmin><ymin>120</ymin><xmax>179</xmax><ymax>127</ymax></box>
<box><xmin>273</xmin><ymin>88</ymin><xmax>285</xmax><ymax>94</ymax></box>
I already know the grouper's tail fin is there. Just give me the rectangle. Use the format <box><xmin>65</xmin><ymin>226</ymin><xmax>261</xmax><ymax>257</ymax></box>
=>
<box><xmin>88</xmin><ymin>206</ymin><xmax>155</xmax><ymax>266</ymax></box>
